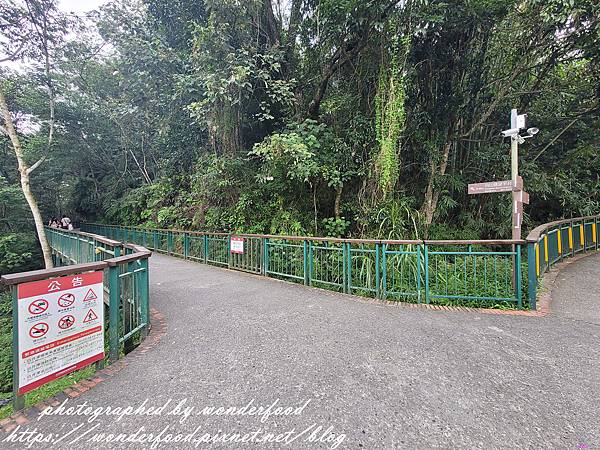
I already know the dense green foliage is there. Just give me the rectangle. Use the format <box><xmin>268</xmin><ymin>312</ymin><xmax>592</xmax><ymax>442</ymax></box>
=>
<box><xmin>0</xmin><ymin>177</ymin><xmax>42</xmax><ymax>393</ymax></box>
<box><xmin>1</xmin><ymin>0</ymin><xmax>599</xmax><ymax>242</ymax></box>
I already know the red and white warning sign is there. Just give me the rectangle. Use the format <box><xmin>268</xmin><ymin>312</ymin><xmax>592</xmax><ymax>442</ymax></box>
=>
<box><xmin>83</xmin><ymin>309</ymin><xmax>98</xmax><ymax>323</ymax></box>
<box><xmin>230</xmin><ymin>236</ymin><xmax>244</xmax><ymax>254</ymax></box>
<box><xmin>16</xmin><ymin>271</ymin><xmax>104</xmax><ymax>394</ymax></box>
<box><xmin>58</xmin><ymin>315</ymin><xmax>75</xmax><ymax>330</ymax></box>
<box><xmin>29</xmin><ymin>322</ymin><xmax>49</xmax><ymax>339</ymax></box>
<box><xmin>28</xmin><ymin>299</ymin><xmax>49</xmax><ymax>315</ymax></box>
<box><xmin>83</xmin><ymin>288</ymin><xmax>98</xmax><ymax>302</ymax></box>
<box><xmin>57</xmin><ymin>293</ymin><xmax>75</xmax><ymax>308</ymax></box>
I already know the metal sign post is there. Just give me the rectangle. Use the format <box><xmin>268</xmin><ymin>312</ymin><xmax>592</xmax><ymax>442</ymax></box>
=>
<box><xmin>509</xmin><ymin>109</ymin><xmax>528</xmax><ymax>240</ymax></box>
<box><xmin>468</xmin><ymin>108</ymin><xmax>537</xmax><ymax>238</ymax></box>
<box><xmin>468</xmin><ymin>108</ymin><xmax>538</xmax><ymax>290</ymax></box>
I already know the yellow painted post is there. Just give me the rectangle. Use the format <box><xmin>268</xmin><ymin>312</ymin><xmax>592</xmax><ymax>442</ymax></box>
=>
<box><xmin>593</xmin><ymin>223</ymin><xmax>597</xmax><ymax>244</ymax></box>
<box><xmin>543</xmin><ymin>235</ymin><xmax>548</xmax><ymax>262</ymax></box>
<box><xmin>568</xmin><ymin>227</ymin><xmax>573</xmax><ymax>250</ymax></box>
<box><xmin>557</xmin><ymin>229</ymin><xmax>562</xmax><ymax>255</ymax></box>
<box><xmin>535</xmin><ymin>243</ymin><xmax>540</xmax><ymax>277</ymax></box>
<box><xmin>580</xmin><ymin>223</ymin><xmax>584</xmax><ymax>248</ymax></box>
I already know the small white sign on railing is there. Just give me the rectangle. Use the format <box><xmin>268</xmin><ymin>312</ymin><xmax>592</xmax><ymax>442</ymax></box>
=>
<box><xmin>230</xmin><ymin>236</ymin><xmax>244</xmax><ymax>254</ymax></box>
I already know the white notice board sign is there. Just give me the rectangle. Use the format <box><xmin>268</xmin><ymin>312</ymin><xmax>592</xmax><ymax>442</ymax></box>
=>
<box><xmin>17</xmin><ymin>271</ymin><xmax>105</xmax><ymax>394</ymax></box>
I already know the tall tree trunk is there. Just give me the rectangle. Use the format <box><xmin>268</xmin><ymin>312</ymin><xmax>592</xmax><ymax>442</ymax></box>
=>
<box><xmin>422</xmin><ymin>140</ymin><xmax>452</xmax><ymax>228</ymax></box>
<box><xmin>0</xmin><ymin>89</ymin><xmax>53</xmax><ymax>269</ymax></box>
<box><xmin>284</xmin><ymin>0</ymin><xmax>302</xmax><ymax>72</ymax></box>
<box><xmin>334</xmin><ymin>185</ymin><xmax>343</xmax><ymax>220</ymax></box>
<box><xmin>261</xmin><ymin>0</ymin><xmax>280</xmax><ymax>46</ymax></box>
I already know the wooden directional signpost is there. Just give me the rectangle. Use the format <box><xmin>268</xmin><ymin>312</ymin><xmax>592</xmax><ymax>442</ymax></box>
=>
<box><xmin>468</xmin><ymin>108</ymin><xmax>535</xmax><ymax>240</ymax></box>
<box><xmin>468</xmin><ymin>177</ymin><xmax>522</xmax><ymax>194</ymax></box>
<box><xmin>468</xmin><ymin>108</ymin><xmax>537</xmax><ymax>287</ymax></box>
<box><xmin>468</xmin><ymin>176</ymin><xmax>529</xmax><ymax>239</ymax></box>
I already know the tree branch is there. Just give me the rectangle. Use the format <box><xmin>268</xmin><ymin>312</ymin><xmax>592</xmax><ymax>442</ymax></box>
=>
<box><xmin>306</xmin><ymin>0</ymin><xmax>402</xmax><ymax>119</ymax></box>
<box><xmin>531</xmin><ymin>106</ymin><xmax>597</xmax><ymax>163</ymax></box>
<box><xmin>27</xmin><ymin>155</ymin><xmax>48</xmax><ymax>174</ymax></box>
<box><xmin>0</xmin><ymin>39</ymin><xmax>27</xmax><ymax>63</ymax></box>
<box><xmin>23</xmin><ymin>0</ymin><xmax>56</xmax><ymax>174</ymax></box>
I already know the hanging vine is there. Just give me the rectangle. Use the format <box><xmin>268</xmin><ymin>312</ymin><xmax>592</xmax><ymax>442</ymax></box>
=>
<box><xmin>374</xmin><ymin>24</ymin><xmax>411</xmax><ymax>200</ymax></box>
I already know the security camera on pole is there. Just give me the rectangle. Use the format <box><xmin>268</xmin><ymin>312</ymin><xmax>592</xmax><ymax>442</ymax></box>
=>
<box><xmin>502</xmin><ymin>109</ymin><xmax>537</xmax><ymax>240</ymax></box>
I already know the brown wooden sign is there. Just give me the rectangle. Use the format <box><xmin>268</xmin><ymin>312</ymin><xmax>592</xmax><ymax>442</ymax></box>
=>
<box><xmin>516</xmin><ymin>190</ymin><xmax>529</xmax><ymax>205</ymax></box>
<box><xmin>468</xmin><ymin>176</ymin><xmax>523</xmax><ymax>195</ymax></box>
<box><xmin>513</xmin><ymin>212</ymin><xmax>522</xmax><ymax>226</ymax></box>
<box><xmin>514</xmin><ymin>200</ymin><xmax>524</xmax><ymax>215</ymax></box>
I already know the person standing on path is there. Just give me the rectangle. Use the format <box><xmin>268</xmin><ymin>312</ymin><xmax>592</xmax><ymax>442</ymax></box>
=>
<box><xmin>60</xmin><ymin>214</ymin><xmax>73</xmax><ymax>230</ymax></box>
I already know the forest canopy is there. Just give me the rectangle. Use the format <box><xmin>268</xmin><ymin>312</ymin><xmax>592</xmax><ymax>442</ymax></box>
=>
<box><xmin>0</xmin><ymin>0</ymin><xmax>598</xmax><ymax>260</ymax></box>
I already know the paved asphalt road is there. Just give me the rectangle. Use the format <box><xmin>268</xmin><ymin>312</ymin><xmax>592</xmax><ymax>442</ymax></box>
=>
<box><xmin>2</xmin><ymin>252</ymin><xmax>599</xmax><ymax>449</ymax></box>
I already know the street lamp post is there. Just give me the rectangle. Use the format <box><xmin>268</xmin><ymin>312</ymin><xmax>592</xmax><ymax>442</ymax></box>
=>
<box><xmin>504</xmin><ymin>109</ymin><xmax>538</xmax><ymax>289</ymax></box>
<box><xmin>502</xmin><ymin>108</ymin><xmax>538</xmax><ymax>240</ymax></box>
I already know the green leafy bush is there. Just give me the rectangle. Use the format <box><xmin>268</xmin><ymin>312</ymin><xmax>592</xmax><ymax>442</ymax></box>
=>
<box><xmin>322</xmin><ymin>217</ymin><xmax>350</xmax><ymax>238</ymax></box>
<box><xmin>0</xmin><ymin>233</ymin><xmax>42</xmax><ymax>276</ymax></box>
<box><xmin>0</xmin><ymin>291</ymin><xmax>11</xmax><ymax>393</ymax></box>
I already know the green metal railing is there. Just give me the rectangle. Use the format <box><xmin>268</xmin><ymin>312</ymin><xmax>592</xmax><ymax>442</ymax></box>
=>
<box><xmin>45</xmin><ymin>227</ymin><xmax>152</xmax><ymax>355</ymax></box>
<box><xmin>526</xmin><ymin>215</ymin><xmax>600</xmax><ymax>309</ymax></box>
<box><xmin>1</xmin><ymin>228</ymin><xmax>151</xmax><ymax>411</ymax></box>
<box><xmin>83</xmin><ymin>216</ymin><xmax>600</xmax><ymax>310</ymax></box>
<box><xmin>82</xmin><ymin>224</ymin><xmax>529</xmax><ymax>308</ymax></box>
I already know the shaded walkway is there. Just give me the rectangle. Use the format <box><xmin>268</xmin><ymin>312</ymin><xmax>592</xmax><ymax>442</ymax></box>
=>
<box><xmin>2</xmin><ymin>252</ymin><xmax>600</xmax><ymax>448</ymax></box>
<box><xmin>551</xmin><ymin>252</ymin><xmax>600</xmax><ymax>325</ymax></box>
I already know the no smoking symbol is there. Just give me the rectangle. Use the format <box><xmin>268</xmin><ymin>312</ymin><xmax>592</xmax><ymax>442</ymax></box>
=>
<box><xmin>29</xmin><ymin>322</ymin><xmax>49</xmax><ymax>339</ymax></box>
<box><xmin>57</xmin><ymin>293</ymin><xmax>75</xmax><ymax>308</ymax></box>
<box><xmin>28</xmin><ymin>299</ymin><xmax>49</xmax><ymax>315</ymax></box>
<box><xmin>58</xmin><ymin>315</ymin><xmax>75</xmax><ymax>330</ymax></box>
